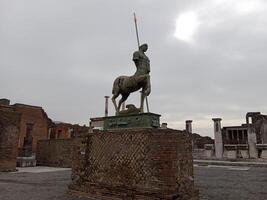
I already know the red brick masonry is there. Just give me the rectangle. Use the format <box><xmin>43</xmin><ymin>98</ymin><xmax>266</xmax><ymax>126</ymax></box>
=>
<box><xmin>68</xmin><ymin>128</ymin><xmax>199</xmax><ymax>200</ymax></box>
<box><xmin>36</xmin><ymin>138</ymin><xmax>82</xmax><ymax>167</ymax></box>
<box><xmin>0</xmin><ymin>110</ymin><xmax>21</xmax><ymax>172</ymax></box>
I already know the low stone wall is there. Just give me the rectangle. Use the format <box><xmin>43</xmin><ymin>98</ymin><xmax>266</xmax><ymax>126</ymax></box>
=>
<box><xmin>0</xmin><ymin>109</ymin><xmax>21</xmax><ymax>172</ymax></box>
<box><xmin>193</xmin><ymin>149</ymin><xmax>206</xmax><ymax>159</ymax></box>
<box><xmin>68</xmin><ymin>128</ymin><xmax>198</xmax><ymax>200</ymax></box>
<box><xmin>257</xmin><ymin>144</ymin><xmax>267</xmax><ymax>159</ymax></box>
<box><xmin>36</xmin><ymin>138</ymin><xmax>82</xmax><ymax>167</ymax></box>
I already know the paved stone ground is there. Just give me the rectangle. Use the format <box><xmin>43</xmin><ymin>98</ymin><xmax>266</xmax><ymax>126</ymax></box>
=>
<box><xmin>0</xmin><ymin>166</ymin><xmax>266</xmax><ymax>200</ymax></box>
<box><xmin>194</xmin><ymin>165</ymin><xmax>267</xmax><ymax>200</ymax></box>
<box><xmin>0</xmin><ymin>168</ymin><xmax>89</xmax><ymax>200</ymax></box>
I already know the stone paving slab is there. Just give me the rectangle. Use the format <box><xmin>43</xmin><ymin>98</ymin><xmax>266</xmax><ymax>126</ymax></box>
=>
<box><xmin>194</xmin><ymin>164</ymin><xmax>251</xmax><ymax>171</ymax></box>
<box><xmin>194</xmin><ymin>159</ymin><xmax>267</xmax><ymax>167</ymax></box>
<box><xmin>13</xmin><ymin>166</ymin><xmax>71</xmax><ymax>173</ymax></box>
<box><xmin>194</xmin><ymin>166</ymin><xmax>267</xmax><ymax>200</ymax></box>
<box><xmin>0</xmin><ymin>170</ymin><xmax>90</xmax><ymax>200</ymax></box>
<box><xmin>1</xmin><ymin>166</ymin><xmax>267</xmax><ymax>200</ymax></box>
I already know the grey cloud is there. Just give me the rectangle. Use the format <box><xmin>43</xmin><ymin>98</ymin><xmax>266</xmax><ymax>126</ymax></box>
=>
<box><xmin>1</xmin><ymin>0</ymin><xmax>267</xmax><ymax>137</ymax></box>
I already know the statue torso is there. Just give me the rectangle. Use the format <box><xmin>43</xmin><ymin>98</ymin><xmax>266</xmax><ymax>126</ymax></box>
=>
<box><xmin>133</xmin><ymin>50</ymin><xmax>150</xmax><ymax>76</ymax></box>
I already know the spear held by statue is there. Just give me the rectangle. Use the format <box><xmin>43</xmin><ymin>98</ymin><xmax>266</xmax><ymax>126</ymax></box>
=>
<box><xmin>133</xmin><ymin>12</ymin><xmax>150</xmax><ymax>113</ymax></box>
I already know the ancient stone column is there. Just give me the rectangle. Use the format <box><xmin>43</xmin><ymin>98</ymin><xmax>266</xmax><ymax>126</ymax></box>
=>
<box><xmin>186</xmin><ymin>120</ymin><xmax>193</xmax><ymax>149</ymax></box>
<box><xmin>186</xmin><ymin>120</ymin><xmax>193</xmax><ymax>133</ymax></box>
<box><xmin>104</xmin><ymin>96</ymin><xmax>109</xmax><ymax>117</ymax></box>
<box><xmin>122</xmin><ymin>102</ymin><xmax>126</xmax><ymax>111</ymax></box>
<box><xmin>248</xmin><ymin>125</ymin><xmax>258</xmax><ymax>158</ymax></box>
<box><xmin>161</xmin><ymin>123</ymin><xmax>168</xmax><ymax>129</ymax></box>
<box><xmin>212</xmin><ymin>118</ymin><xmax>223</xmax><ymax>159</ymax></box>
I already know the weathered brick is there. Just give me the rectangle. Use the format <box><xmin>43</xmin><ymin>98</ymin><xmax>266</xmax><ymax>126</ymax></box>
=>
<box><xmin>36</xmin><ymin>138</ymin><xmax>82</xmax><ymax>167</ymax></box>
<box><xmin>0</xmin><ymin>109</ymin><xmax>21</xmax><ymax>171</ymax></box>
<box><xmin>68</xmin><ymin>128</ymin><xmax>199</xmax><ymax>200</ymax></box>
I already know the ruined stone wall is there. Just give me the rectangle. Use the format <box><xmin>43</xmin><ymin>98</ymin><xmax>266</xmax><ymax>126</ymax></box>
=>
<box><xmin>49</xmin><ymin>123</ymin><xmax>89</xmax><ymax>139</ymax></box>
<box><xmin>0</xmin><ymin>109</ymin><xmax>21</xmax><ymax>171</ymax></box>
<box><xmin>14</xmin><ymin>104</ymin><xmax>50</xmax><ymax>153</ymax></box>
<box><xmin>192</xmin><ymin>133</ymin><xmax>214</xmax><ymax>149</ymax></box>
<box><xmin>69</xmin><ymin>128</ymin><xmax>198</xmax><ymax>200</ymax></box>
<box><xmin>36</xmin><ymin>138</ymin><xmax>82</xmax><ymax>167</ymax></box>
<box><xmin>50</xmin><ymin>123</ymin><xmax>72</xmax><ymax>139</ymax></box>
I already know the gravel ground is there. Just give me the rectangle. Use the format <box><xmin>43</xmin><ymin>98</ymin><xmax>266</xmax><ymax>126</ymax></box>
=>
<box><xmin>0</xmin><ymin>166</ymin><xmax>267</xmax><ymax>200</ymax></box>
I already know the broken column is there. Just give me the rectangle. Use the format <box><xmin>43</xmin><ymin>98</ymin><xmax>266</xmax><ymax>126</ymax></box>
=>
<box><xmin>122</xmin><ymin>102</ymin><xmax>126</xmax><ymax>111</ymax></box>
<box><xmin>161</xmin><ymin>122</ymin><xmax>168</xmax><ymax>129</ymax></box>
<box><xmin>104</xmin><ymin>96</ymin><xmax>109</xmax><ymax>117</ymax></box>
<box><xmin>186</xmin><ymin>120</ymin><xmax>194</xmax><ymax>148</ymax></box>
<box><xmin>212</xmin><ymin>118</ymin><xmax>223</xmax><ymax>159</ymax></box>
<box><xmin>248</xmin><ymin>124</ymin><xmax>258</xmax><ymax>158</ymax></box>
<box><xmin>186</xmin><ymin>120</ymin><xmax>193</xmax><ymax>133</ymax></box>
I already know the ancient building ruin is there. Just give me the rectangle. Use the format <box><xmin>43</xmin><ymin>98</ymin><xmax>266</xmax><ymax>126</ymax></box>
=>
<box><xmin>0</xmin><ymin>98</ymin><xmax>52</xmax><ymax>154</ymax></box>
<box><xmin>0</xmin><ymin>108</ymin><xmax>21</xmax><ymax>171</ymax></box>
<box><xmin>49</xmin><ymin>122</ymin><xmax>89</xmax><ymax>139</ymax></box>
<box><xmin>206</xmin><ymin>112</ymin><xmax>267</xmax><ymax>159</ymax></box>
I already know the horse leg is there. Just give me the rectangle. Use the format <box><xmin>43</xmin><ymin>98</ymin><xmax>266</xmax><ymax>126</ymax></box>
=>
<box><xmin>118</xmin><ymin>93</ymin><xmax>129</xmax><ymax>112</ymax></box>
<box><xmin>144</xmin><ymin>75</ymin><xmax>151</xmax><ymax>96</ymax></box>
<box><xmin>140</xmin><ymin>91</ymin><xmax>146</xmax><ymax>113</ymax></box>
<box><xmin>112</xmin><ymin>93</ymin><xmax>119</xmax><ymax>115</ymax></box>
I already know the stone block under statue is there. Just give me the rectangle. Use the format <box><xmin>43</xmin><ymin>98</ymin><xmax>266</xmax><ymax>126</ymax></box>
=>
<box><xmin>103</xmin><ymin>112</ymin><xmax>161</xmax><ymax>130</ymax></box>
<box><xmin>68</xmin><ymin>128</ymin><xmax>198</xmax><ymax>200</ymax></box>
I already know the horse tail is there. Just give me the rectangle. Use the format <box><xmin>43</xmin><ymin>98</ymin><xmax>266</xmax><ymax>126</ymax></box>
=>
<box><xmin>112</xmin><ymin>77</ymin><xmax>121</xmax><ymax>95</ymax></box>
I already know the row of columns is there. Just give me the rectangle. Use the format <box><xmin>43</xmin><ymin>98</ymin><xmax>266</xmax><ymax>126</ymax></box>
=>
<box><xmin>162</xmin><ymin>119</ymin><xmax>258</xmax><ymax>159</ymax></box>
<box><xmin>212</xmin><ymin>118</ymin><xmax>257</xmax><ymax>159</ymax></box>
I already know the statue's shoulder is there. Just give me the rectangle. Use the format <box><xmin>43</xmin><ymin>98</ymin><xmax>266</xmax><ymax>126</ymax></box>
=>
<box><xmin>133</xmin><ymin>50</ymin><xmax>141</xmax><ymax>60</ymax></box>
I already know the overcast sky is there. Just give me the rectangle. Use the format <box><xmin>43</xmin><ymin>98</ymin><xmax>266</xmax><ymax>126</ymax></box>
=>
<box><xmin>1</xmin><ymin>0</ymin><xmax>267</xmax><ymax>138</ymax></box>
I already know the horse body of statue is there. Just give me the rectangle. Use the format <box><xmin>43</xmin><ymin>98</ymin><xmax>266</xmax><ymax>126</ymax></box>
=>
<box><xmin>112</xmin><ymin>44</ymin><xmax>151</xmax><ymax>115</ymax></box>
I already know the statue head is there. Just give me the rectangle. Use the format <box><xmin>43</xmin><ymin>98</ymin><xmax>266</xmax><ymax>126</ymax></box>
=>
<box><xmin>139</xmin><ymin>43</ymin><xmax>148</xmax><ymax>52</ymax></box>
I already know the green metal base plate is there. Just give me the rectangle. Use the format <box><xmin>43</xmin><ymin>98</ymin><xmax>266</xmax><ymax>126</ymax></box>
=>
<box><xmin>103</xmin><ymin>113</ymin><xmax>161</xmax><ymax>130</ymax></box>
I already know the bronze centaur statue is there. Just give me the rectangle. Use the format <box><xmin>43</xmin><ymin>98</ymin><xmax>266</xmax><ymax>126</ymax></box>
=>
<box><xmin>112</xmin><ymin>44</ymin><xmax>151</xmax><ymax>115</ymax></box>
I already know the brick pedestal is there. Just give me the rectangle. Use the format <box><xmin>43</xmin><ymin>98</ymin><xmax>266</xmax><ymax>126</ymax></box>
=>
<box><xmin>68</xmin><ymin>128</ymin><xmax>198</xmax><ymax>200</ymax></box>
<box><xmin>0</xmin><ymin>110</ymin><xmax>21</xmax><ymax>172</ymax></box>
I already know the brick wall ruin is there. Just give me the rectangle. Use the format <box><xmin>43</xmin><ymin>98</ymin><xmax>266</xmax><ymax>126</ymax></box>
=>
<box><xmin>0</xmin><ymin>99</ymin><xmax>52</xmax><ymax>154</ymax></box>
<box><xmin>36</xmin><ymin>138</ymin><xmax>82</xmax><ymax>167</ymax></box>
<box><xmin>69</xmin><ymin>128</ymin><xmax>198</xmax><ymax>200</ymax></box>
<box><xmin>14</xmin><ymin>104</ymin><xmax>51</xmax><ymax>153</ymax></box>
<box><xmin>0</xmin><ymin>109</ymin><xmax>21</xmax><ymax>171</ymax></box>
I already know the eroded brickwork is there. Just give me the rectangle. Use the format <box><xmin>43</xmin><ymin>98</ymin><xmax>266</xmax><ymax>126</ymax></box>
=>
<box><xmin>0</xmin><ymin>110</ymin><xmax>21</xmax><ymax>171</ymax></box>
<box><xmin>36</xmin><ymin>138</ymin><xmax>82</xmax><ymax>167</ymax></box>
<box><xmin>49</xmin><ymin>123</ymin><xmax>89</xmax><ymax>139</ymax></box>
<box><xmin>69</xmin><ymin>128</ymin><xmax>198</xmax><ymax>200</ymax></box>
<box><xmin>0</xmin><ymin>100</ymin><xmax>52</xmax><ymax>154</ymax></box>
<box><xmin>14</xmin><ymin>104</ymin><xmax>51</xmax><ymax>153</ymax></box>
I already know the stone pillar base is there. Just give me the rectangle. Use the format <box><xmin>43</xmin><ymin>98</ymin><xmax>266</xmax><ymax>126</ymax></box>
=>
<box><xmin>257</xmin><ymin>144</ymin><xmax>267</xmax><ymax>159</ymax></box>
<box><xmin>68</xmin><ymin>128</ymin><xmax>199</xmax><ymax>200</ymax></box>
<box><xmin>17</xmin><ymin>156</ymin><xmax>36</xmax><ymax>167</ymax></box>
<box><xmin>261</xmin><ymin>150</ymin><xmax>267</xmax><ymax>159</ymax></box>
<box><xmin>204</xmin><ymin>144</ymin><xmax>214</xmax><ymax>158</ymax></box>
